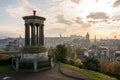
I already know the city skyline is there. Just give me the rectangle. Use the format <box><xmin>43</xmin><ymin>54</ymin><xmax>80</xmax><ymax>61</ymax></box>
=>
<box><xmin>0</xmin><ymin>0</ymin><xmax>120</xmax><ymax>39</ymax></box>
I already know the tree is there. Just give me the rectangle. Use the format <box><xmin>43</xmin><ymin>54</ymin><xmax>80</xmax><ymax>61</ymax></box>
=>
<box><xmin>48</xmin><ymin>48</ymin><xmax>56</xmax><ymax>56</ymax></box>
<box><xmin>55</xmin><ymin>44</ymin><xmax>67</xmax><ymax>62</ymax></box>
<box><xmin>100</xmin><ymin>61</ymin><xmax>120</xmax><ymax>76</ymax></box>
<box><xmin>83</xmin><ymin>56</ymin><xmax>100</xmax><ymax>71</ymax></box>
<box><xmin>76</xmin><ymin>47</ymin><xmax>85</xmax><ymax>55</ymax></box>
<box><xmin>71</xmin><ymin>52</ymin><xmax>77</xmax><ymax>60</ymax></box>
<box><xmin>66</xmin><ymin>45</ymin><xmax>72</xmax><ymax>57</ymax></box>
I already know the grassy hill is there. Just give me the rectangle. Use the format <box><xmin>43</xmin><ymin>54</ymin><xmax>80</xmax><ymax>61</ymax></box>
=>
<box><xmin>60</xmin><ymin>63</ymin><xmax>117</xmax><ymax>80</ymax></box>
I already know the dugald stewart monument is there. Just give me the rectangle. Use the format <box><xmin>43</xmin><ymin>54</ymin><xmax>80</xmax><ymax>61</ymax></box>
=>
<box><xmin>13</xmin><ymin>11</ymin><xmax>53</xmax><ymax>72</ymax></box>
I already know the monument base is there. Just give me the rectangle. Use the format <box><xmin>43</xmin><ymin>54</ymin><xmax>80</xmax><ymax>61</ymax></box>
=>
<box><xmin>12</xmin><ymin>52</ymin><xmax>53</xmax><ymax>72</ymax></box>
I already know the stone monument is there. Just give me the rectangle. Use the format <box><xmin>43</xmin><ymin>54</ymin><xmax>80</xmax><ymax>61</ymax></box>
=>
<box><xmin>14</xmin><ymin>11</ymin><xmax>51</xmax><ymax>72</ymax></box>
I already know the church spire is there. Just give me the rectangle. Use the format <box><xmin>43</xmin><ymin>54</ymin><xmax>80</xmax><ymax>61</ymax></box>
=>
<box><xmin>94</xmin><ymin>35</ymin><xmax>96</xmax><ymax>44</ymax></box>
<box><xmin>86</xmin><ymin>32</ymin><xmax>89</xmax><ymax>40</ymax></box>
<box><xmin>60</xmin><ymin>34</ymin><xmax>62</xmax><ymax>38</ymax></box>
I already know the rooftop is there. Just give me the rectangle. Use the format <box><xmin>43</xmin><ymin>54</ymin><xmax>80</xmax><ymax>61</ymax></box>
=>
<box><xmin>23</xmin><ymin>10</ymin><xmax>46</xmax><ymax>20</ymax></box>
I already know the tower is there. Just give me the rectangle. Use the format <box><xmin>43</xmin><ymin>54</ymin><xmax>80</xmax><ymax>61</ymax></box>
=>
<box><xmin>23</xmin><ymin>10</ymin><xmax>46</xmax><ymax>46</ymax></box>
<box><xmin>60</xmin><ymin>34</ymin><xmax>62</xmax><ymax>38</ymax></box>
<box><xmin>86</xmin><ymin>32</ymin><xmax>90</xmax><ymax>41</ymax></box>
<box><xmin>94</xmin><ymin>35</ymin><xmax>96</xmax><ymax>43</ymax></box>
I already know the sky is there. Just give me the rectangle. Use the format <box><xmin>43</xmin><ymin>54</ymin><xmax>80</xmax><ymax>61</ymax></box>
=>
<box><xmin>0</xmin><ymin>0</ymin><xmax>120</xmax><ymax>39</ymax></box>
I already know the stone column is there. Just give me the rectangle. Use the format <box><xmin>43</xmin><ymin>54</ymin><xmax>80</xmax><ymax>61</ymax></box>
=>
<box><xmin>39</xmin><ymin>24</ymin><xmax>41</xmax><ymax>45</ymax></box>
<box><xmin>33</xmin><ymin>24</ymin><xmax>35</xmax><ymax>46</ymax></box>
<box><xmin>41</xmin><ymin>24</ymin><xmax>44</xmax><ymax>45</ymax></box>
<box><xmin>31</xmin><ymin>24</ymin><xmax>36</xmax><ymax>46</ymax></box>
<box><xmin>39</xmin><ymin>24</ymin><xmax>44</xmax><ymax>45</ymax></box>
<box><xmin>34</xmin><ymin>60</ymin><xmax>37</xmax><ymax>72</ymax></box>
<box><xmin>35</xmin><ymin>26</ymin><xmax>37</xmax><ymax>46</ymax></box>
<box><xmin>16</xmin><ymin>58</ymin><xmax>19</xmax><ymax>71</ymax></box>
<box><xmin>31</xmin><ymin>24</ymin><xmax>33</xmax><ymax>46</ymax></box>
<box><xmin>25</xmin><ymin>23</ymin><xmax>30</xmax><ymax>46</ymax></box>
<box><xmin>36</xmin><ymin>25</ymin><xmax>39</xmax><ymax>45</ymax></box>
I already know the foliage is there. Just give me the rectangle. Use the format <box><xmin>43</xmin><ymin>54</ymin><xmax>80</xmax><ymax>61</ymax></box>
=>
<box><xmin>22</xmin><ymin>46</ymin><xmax>47</xmax><ymax>53</ymax></box>
<box><xmin>37</xmin><ymin>60</ymin><xmax>50</xmax><ymax>68</ymax></box>
<box><xmin>67</xmin><ymin>59</ymin><xmax>74</xmax><ymax>65</ymax></box>
<box><xmin>66</xmin><ymin>45</ymin><xmax>72</xmax><ymax>57</ymax></box>
<box><xmin>0</xmin><ymin>49</ymin><xmax>6</xmax><ymax>52</ymax></box>
<box><xmin>0</xmin><ymin>54</ymin><xmax>12</xmax><ymax>66</ymax></box>
<box><xmin>60</xmin><ymin>63</ymin><xmax>117</xmax><ymax>80</ymax></box>
<box><xmin>0</xmin><ymin>54</ymin><xmax>9</xmax><ymax>59</ymax></box>
<box><xmin>48</xmin><ymin>48</ymin><xmax>56</xmax><ymax>56</ymax></box>
<box><xmin>83</xmin><ymin>56</ymin><xmax>100</xmax><ymax>71</ymax></box>
<box><xmin>0</xmin><ymin>65</ymin><xmax>15</xmax><ymax>74</ymax></box>
<box><xmin>70</xmin><ymin>52</ymin><xmax>77</xmax><ymax>60</ymax></box>
<box><xmin>100</xmin><ymin>61</ymin><xmax>120</xmax><ymax>79</ymax></box>
<box><xmin>67</xmin><ymin>59</ymin><xmax>82</xmax><ymax>68</ymax></box>
<box><xmin>0</xmin><ymin>58</ymin><xmax>12</xmax><ymax>66</ymax></box>
<box><xmin>55</xmin><ymin>44</ymin><xmax>67</xmax><ymax>62</ymax></box>
<box><xmin>74</xmin><ymin>59</ymin><xmax>83</xmax><ymax>68</ymax></box>
<box><xmin>76</xmin><ymin>47</ymin><xmax>85</xmax><ymax>55</ymax></box>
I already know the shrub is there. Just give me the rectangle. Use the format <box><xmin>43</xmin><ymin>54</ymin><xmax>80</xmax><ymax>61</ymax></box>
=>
<box><xmin>100</xmin><ymin>61</ymin><xmax>120</xmax><ymax>76</ymax></box>
<box><xmin>67</xmin><ymin>59</ymin><xmax>82</xmax><ymax>68</ymax></box>
<box><xmin>22</xmin><ymin>46</ymin><xmax>47</xmax><ymax>53</ymax></box>
<box><xmin>83</xmin><ymin>56</ymin><xmax>100</xmax><ymax>71</ymax></box>
<box><xmin>0</xmin><ymin>56</ymin><xmax>12</xmax><ymax>66</ymax></box>
<box><xmin>68</xmin><ymin>60</ymin><xmax>74</xmax><ymax>65</ymax></box>
<box><xmin>55</xmin><ymin>44</ymin><xmax>67</xmax><ymax>63</ymax></box>
<box><xmin>74</xmin><ymin>59</ymin><xmax>82</xmax><ymax>68</ymax></box>
<box><xmin>0</xmin><ymin>49</ymin><xmax>5</xmax><ymax>52</ymax></box>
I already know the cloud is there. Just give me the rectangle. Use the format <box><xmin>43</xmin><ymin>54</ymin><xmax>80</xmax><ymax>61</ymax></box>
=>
<box><xmin>87</xmin><ymin>12</ymin><xmax>109</xmax><ymax>20</ymax></box>
<box><xmin>81</xmin><ymin>22</ymin><xmax>91</xmax><ymax>28</ymax></box>
<box><xmin>75</xmin><ymin>17</ymin><xmax>83</xmax><ymax>24</ymax></box>
<box><xmin>112</xmin><ymin>14</ymin><xmax>120</xmax><ymax>21</ymax></box>
<box><xmin>96</xmin><ymin>0</ymin><xmax>99</xmax><ymax>2</ymax></box>
<box><xmin>88</xmin><ymin>19</ymin><xmax>108</xmax><ymax>23</ymax></box>
<box><xmin>18</xmin><ymin>0</ymin><xmax>36</xmax><ymax>10</ymax></box>
<box><xmin>113</xmin><ymin>0</ymin><xmax>120</xmax><ymax>7</ymax></box>
<box><xmin>6</xmin><ymin>0</ymin><xmax>41</xmax><ymax>18</ymax></box>
<box><xmin>0</xmin><ymin>24</ymin><xmax>24</xmax><ymax>38</ymax></box>
<box><xmin>46</xmin><ymin>28</ymin><xmax>66</xmax><ymax>35</ymax></box>
<box><xmin>70</xmin><ymin>0</ymin><xmax>81</xmax><ymax>4</ymax></box>
<box><xmin>3</xmin><ymin>0</ymin><xmax>120</xmax><ymax>38</ymax></box>
<box><xmin>75</xmin><ymin>17</ymin><xmax>91</xmax><ymax>28</ymax></box>
<box><xmin>56</xmin><ymin>14</ymin><xmax>73</xmax><ymax>25</ymax></box>
<box><xmin>6</xmin><ymin>6</ymin><xmax>27</xmax><ymax>17</ymax></box>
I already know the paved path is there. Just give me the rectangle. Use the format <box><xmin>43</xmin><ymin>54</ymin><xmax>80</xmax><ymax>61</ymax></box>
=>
<box><xmin>0</xmin><ymin>65</ymin><xmax>80</xmax><ymax>80</ymax></box>
<box><xmin>12</xmin><ymin>65</ymin><xmax>80</xmax><ymax>80</ymax></box>
<box><xmin>0</xmin><ymin>65</ymin><xmax>89</xmax><ymax>80</ymax></box>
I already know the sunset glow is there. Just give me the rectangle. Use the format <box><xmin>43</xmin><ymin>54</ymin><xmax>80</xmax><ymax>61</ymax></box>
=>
<box><xmin>0</xmin><ymin>0</ymin><xmax>120</xmax><ymax>39</ymax></box>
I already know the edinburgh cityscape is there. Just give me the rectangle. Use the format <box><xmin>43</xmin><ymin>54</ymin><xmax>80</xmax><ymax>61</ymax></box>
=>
<box><xmin>0</xmin><ymin>0</ymin><xmax>120</xmax><ymax>80</ymax></box>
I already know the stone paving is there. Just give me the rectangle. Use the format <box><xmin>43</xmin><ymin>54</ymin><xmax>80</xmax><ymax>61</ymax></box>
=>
<box><xmin>0</xmin><ymin>64</ymin><xmax>91</xmax><ymax>80</ymax></box>
<box><xmin>14</xmin><ymin>65</ymin><xmax>80</xmax><ymax>80</ymax></box>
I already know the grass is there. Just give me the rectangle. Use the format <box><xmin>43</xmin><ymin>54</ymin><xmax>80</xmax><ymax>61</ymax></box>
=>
<box><xmin>60</xmin><ymin>63</ymin><xmax>117</xmax><ymax>80</ymax></box>
<box><xmin>0</xmin><ymin>65</ymin><xmax>32</xmax><ymax>74</ymax></box>
<box><xmin>0</xmin><ymin>65</ymin><xmax>51</xmax><ymax>74</ymax></box>
<box><xmin>0</xmin><ymin>65</ymin><xmax>16</xmax><ymax>74</ymax></box>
